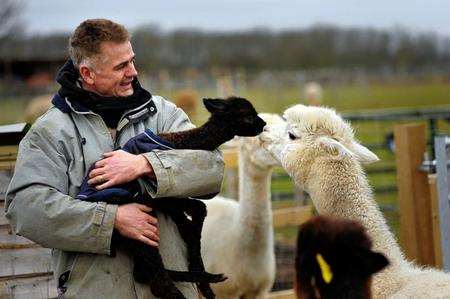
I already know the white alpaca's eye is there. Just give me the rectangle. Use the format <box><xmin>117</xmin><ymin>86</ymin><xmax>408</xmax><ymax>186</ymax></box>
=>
<box><xmin>288</xmin><ymin>132</ymin><xmax>298</xmax><ymax>140</ymax></box>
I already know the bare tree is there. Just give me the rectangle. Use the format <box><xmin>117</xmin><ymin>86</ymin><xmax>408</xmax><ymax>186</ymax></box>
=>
<box><xmin>0</xmin><ymin>0</ymin><xmax>24</xmax><ymax>40</ymax></box>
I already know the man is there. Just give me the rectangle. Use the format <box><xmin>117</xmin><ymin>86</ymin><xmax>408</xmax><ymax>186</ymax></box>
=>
<box><xmin>5</xmin><ymin>19</ymin><xmax>224</xmax><ymax>298</ymax></box>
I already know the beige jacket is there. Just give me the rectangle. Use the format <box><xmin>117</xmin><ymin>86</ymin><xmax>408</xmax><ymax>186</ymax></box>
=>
<box><xmin>5</xmin><ymin>94</ymin><xmax>224</xmax><ymax>298</ymax></box>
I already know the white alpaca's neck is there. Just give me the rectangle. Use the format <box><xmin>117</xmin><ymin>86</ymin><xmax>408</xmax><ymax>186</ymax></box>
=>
<box><xmin>237</xmin><ymin>147</ymin><xmax>273</xmax><ymax>252</ymax></box>
<box><xmin>305</xmin><ymin>158</ymin><xmax>406</xmax><ymax>269</ymax></box>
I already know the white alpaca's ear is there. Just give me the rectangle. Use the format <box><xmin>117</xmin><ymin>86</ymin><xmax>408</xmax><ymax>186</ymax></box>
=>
<box><xmin>318</xmin><ymin>137</ymin><xmax>379</xmax><ymax>164</ymax></box>
<box><xmin>349</xmin><ymin>141</ymin><xmax>379</xmax><ymax>164</ymax></box>
<box><xmin>317</xmin><ymin>137</ymin><xmax>355</xmax><ymax>159</ymax></box>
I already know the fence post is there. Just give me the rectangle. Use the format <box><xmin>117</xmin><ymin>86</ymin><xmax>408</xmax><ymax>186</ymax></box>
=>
<box><xmin>394</xmin><ymin>123</ymin><xmax>435</xmax><ymax>266</ymax></box>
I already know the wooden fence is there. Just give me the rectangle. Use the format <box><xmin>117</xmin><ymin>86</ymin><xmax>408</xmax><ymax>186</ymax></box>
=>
<box><xmin>394</xmin><ymin>123</ymin><xmax>449</xmax><ymax>268</ymax></box>
<box><xmin>0</xmin><ymin>145</ymin><xmax>56</xmax><ymax>298</ymax></box>
<box><xmin>2</xmin><ymin>121</ymin><xmax>448</xmax><ymax>298</ymax></box>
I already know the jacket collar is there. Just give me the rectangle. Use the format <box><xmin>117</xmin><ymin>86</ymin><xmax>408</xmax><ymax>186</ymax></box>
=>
<box><xmin>52</xmin><ymin>93</ymin><xmax>157</xmax><ymax>130</ymax></box>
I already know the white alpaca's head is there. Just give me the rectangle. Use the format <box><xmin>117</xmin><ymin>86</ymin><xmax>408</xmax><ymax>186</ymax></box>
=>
<box><xmin>261</xmin><ymin>105</ymin><xmax>379</xmax><ymax>186</ymax></box>
<box><xmin>239</xmin><ymin>113</ymin><xmax>284</xmax><ymax>168</ymax></box>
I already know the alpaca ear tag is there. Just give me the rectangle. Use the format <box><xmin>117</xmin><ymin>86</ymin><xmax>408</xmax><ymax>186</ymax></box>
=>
<box><xmin>315</xmin><ymin>253</ymin><xmax>333</xmax><ymax>284</ymax></box>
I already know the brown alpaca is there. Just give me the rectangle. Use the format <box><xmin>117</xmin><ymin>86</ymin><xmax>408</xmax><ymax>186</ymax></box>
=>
<box><xmin>295</xmin><ymin>216</ymin><xmax>389</xmax><ymax>299</ymax></box>
<box><xmin>174</xmin><ymin>90</ymin><xmax>198</xmax><ymax>120</ymax></box>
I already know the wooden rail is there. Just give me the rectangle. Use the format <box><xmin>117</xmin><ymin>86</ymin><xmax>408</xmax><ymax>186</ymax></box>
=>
<box><xmin>273</xmin><ymin>206</ymin><xmax>312</xmax><ymax>228</ymax></box>
<box><xmin>269</xmin><ymin>289</ymin><xmax>296</xmax><ymax>299</ymax></box>
<box><xmin>0</xmin><ymin>275</ymin><xmax>57</xmax><ymax>299</ymax></box>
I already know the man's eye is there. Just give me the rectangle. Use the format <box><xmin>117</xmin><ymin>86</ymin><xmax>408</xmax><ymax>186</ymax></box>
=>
<box><xmin>289</xmin><ymin>132</ymin><xmax>298</xmax><ymax>140</ymax></box>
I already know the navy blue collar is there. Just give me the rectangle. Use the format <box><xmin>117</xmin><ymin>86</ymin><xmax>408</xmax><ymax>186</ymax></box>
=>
<box><xmin>52</xmin><ymin>93</ymin><xmax>87</xmax><ymax>113</ymax></box>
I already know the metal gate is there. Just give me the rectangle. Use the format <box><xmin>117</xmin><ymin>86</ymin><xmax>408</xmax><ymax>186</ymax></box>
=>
<box><xmin>435</xmin><ymin>136</ymin><xmax>450</xmax><ymax>271</ymax></box>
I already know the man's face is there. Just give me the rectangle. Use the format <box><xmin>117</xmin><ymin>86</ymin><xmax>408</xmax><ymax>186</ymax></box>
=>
<box><xmin>88</xmin><ymin>41</ymin><xmax>138</xmax><ymax>97</ymax></box>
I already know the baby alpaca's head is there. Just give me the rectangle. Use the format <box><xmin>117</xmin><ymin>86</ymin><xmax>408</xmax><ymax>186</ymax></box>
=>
<box><xmin>295</xmin><ymin>216</ymin><xmax>389</xmax><ymax>299</ymax></box>
<box><xmin>203</xmin><ymin>97</ymin><xmax>266</xmax><ymax>137</ymax></box>
<box><xmin>260</xmin><ymin>105</ymin><xmax>378</xmax><ymax>186</ymax></box>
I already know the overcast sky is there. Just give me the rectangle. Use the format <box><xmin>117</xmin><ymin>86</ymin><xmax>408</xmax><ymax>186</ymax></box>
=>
<box><xmin>21</xmin><ymin>0</ymin><xmax>450</xmax><ymax>36</ymax></box>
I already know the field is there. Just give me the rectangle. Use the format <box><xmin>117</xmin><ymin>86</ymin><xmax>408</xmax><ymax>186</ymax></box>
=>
<box><xmin>1</xmin><ymin>77</ymin><xmax>449</xmax><ymax>245</ymax></box>
<box><xmin>2</xmin><ymin>77</ymin><xmax>450</xmax><ymax>124</ymax></box>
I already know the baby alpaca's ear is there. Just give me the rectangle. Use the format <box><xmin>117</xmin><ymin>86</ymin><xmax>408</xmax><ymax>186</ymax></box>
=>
<box><xmin>203</xmin><ymin>98</ymin><xmax>229</xmax><ymax>113</ymax></box>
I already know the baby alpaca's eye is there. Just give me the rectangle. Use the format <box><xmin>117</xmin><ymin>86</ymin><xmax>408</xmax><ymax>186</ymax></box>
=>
<box><xmin>289</xmin><ymin>132</ymin><xmax>298</xmax><ymax>140</ymax></box>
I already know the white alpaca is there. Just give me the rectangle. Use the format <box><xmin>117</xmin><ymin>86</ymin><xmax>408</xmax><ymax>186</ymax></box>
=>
<box><xmin>201</xmin><ymin>113</ymin><xmax>283</xmax><ymax>299</ymax></box>
<box><xmin>260</xmin><ymin>104</ymin><xmax>450</xmax><ymax>298</ymax></box>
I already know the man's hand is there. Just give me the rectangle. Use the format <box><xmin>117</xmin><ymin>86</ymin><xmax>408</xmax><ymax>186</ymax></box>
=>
<box><xmin>88</xmin><ymin>150</ymin><xmax>155</xmax><ymax>190</ymax></box>
<box><xmin>114</xmin><ymin>203</ymin><xmax>159</xmax><ymax>247</ymax></box>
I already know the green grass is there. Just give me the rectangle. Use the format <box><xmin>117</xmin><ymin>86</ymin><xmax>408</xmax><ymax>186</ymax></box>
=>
<box><xmin>0</xmin><ymin>97</ymin><xmax>29</xmax><ymax>125</ymax></box>
<box><xmin>324</xmin><ymin>82</ymin><xmax>450</xmax><ymax>110</ymax></box>
<box><xmin>155</xmin><ymin>81</ymin><xmax>450</xmax><ymax>125</ymax></box>
<box><xmin>2</xmin><ymin>79</ymin><xmax>450</xmax><ymax>125</ymax></box>
<box><xmin>214</xmin><ymin>81</ymin><xmax>450</xmax><ymax>115</ymax></box>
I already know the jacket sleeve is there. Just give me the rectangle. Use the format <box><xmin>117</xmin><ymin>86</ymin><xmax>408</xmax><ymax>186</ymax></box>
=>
<box><xmin>5</xmin><ymin>126</ymin><xmax>117</xmax><ymax>255</ymax></box>
<box><xmin>141</xmin><ymin>100</ymin><xmax>224</xmax><ymax>198</ymax></box>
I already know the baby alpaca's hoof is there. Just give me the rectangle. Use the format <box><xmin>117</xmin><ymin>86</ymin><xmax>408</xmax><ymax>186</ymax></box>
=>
<box><xmin>207</xmin><ymin>273</ymin><xmax>227</xmax><ymax>283</ymax></box>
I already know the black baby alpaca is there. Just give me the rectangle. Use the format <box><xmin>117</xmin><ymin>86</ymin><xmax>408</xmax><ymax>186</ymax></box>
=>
<box><xmin>82</xmin><ymin>97</ymin><xmax>266</xmax><ymax>299</ymax></box>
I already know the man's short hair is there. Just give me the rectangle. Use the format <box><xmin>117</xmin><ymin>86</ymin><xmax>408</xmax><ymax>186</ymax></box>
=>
<box><xmin>69</xmin><ymin>19</ymin><xmax>130</xmax><ymax>67</ymax></box>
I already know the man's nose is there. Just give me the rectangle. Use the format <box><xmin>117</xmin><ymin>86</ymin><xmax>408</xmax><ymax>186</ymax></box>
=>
<box><xmin>126</xmin><ymin>63</ymin><xmax>138</xmax><ymax>77</ymax></box>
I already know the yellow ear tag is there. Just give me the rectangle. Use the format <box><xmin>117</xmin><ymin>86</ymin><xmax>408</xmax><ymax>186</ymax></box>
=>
<box><xmin>315</xmin><ymin>253</ymin><xmax>333</xmax><ymax>284</ymax></box>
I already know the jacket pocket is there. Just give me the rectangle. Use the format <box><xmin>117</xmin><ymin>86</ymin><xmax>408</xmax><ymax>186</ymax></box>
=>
<box><xmin>56</xmin><ymin>253</ymin><xmax>79</xmax><ymax>298</ymax></box>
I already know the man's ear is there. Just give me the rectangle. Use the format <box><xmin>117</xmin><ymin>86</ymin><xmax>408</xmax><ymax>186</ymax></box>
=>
<box><xmin>79</xmin><ymin>65</ymin><xmax>95</xmax><ymax>85</ymax></box>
